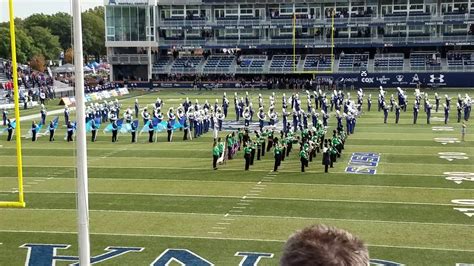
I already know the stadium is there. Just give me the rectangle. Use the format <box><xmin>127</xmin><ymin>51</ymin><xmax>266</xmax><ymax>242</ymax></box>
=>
<box><xmin>106</xmin><ymin>0</ymin><xmax>474</xmax><ymax>88</ymax></box>
<box><xmin>0</xmin><ymin>0</ymin><xmax>473</xmax><ymax>265</ymax></box>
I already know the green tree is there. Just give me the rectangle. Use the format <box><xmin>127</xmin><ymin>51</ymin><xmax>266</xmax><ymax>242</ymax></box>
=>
<box><xmin>82</xmin><ymin>7</ymin><xmax>105</xmax><ymax>62</ymax></box>
<box><xmin>23</xmin><ymin>13</ymin><xmax>49</xmax><ymax>29</ymax></box>
<box><xmin>0</xmin><ymin>7</ymin><xmax>106</xmax><ymax>64</ymax></box>
<box><xmin>24</xmin><ymin>13</ymin><xmax>72</xmax><ymax>51</ymax></box>
<box><xmin>28</xmin><ymin>26</ymin><xmax>62</xmax><ymax>60</ymax></box>
<box><xmin>0</xmin><ymin>24</ymin><xmax>38</xmax><ymax>63</ymax></box>
<box><xmin>49</xmin><ymin>13</ymin><xmax>73</xmax><ymax>51</ymax></box>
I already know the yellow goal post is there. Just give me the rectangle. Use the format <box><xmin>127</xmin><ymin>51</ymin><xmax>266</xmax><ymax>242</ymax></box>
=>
<box><xmin>292</xmin><ymin>10</ymin><xmax>335</xmax><ymax>75</ymax></box>
<box><xmin>0</xmin><ymin>0</ymin><xmax>26</xmax><ymax>208</ymax></box>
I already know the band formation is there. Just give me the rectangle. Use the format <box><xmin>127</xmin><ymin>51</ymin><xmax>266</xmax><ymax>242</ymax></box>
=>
<box><xmin>1</xmin><ymin>87</ymin><xmax>471</xmax><ymax>173</ymax></box>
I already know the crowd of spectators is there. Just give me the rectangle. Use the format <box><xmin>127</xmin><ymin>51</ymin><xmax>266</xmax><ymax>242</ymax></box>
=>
<box><xmin>0</xmin><ymin>59</ymin><xmax>123</xmax><ymax>105</ymax></box>
<box><xmin>1</xmin><ymin>60</ymin><xmax>55</xmax><ymax>105</ymax></box>
<box><xmin>155</xmin><ymin>73</ymin><xmax>343</xmax><ymax>91</ymax></box>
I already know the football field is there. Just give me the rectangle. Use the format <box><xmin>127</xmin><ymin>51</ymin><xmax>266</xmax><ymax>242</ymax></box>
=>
<box><xmin>0</xmin><ymin>89</ymin><xmax>472</xmax><ymax>265</ymax></box>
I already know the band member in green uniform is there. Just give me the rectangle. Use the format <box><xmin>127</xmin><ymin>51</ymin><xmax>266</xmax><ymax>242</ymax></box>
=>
<box><xmin>217</xmin><ymin>137</ymin><xmax>224</xmax><ymax>157</ymax></box>
<box><xmin>300</xmin><ymin>146</ymin><xmax>308</xmax><ymax>172</ymax></box>
<box><xmin>250</xmin><ymin>140</ymin><xmax>256</xmax><ymax>165</ymax></box>
<box><xmin>267</xmin><ymin>129</ymin><xmax>274</xmax><ymax>152</ymax></box>
<box><xmin>244</xmin><ymin>143</ymin><xmax>252</xmax><ymax>170</ymax></box>
<box><xmin>273</xmin><ymin>138</ymin><xmax>282</xmax><ymax>172</ymax></box>
<box><xmin>212</xmin><ymin>141</ymin><xmax>220</xmax><ymax>170</ymax></box>
<box><xmin>237</xmin><ymin>128</ymin><xmax>243</xmax><ymax>151</ymax></box>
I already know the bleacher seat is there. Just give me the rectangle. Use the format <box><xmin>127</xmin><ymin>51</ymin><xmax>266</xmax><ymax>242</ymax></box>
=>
<box><xmin>374</xmin><ymin>54</ymin><xmax>404</xmax><ymax>71</ymax></box>
<box><xmin>338</xmin><ymin>54</ymin><xmax>369</xmax><ymax>71</ymax></box>
<box><xmin>171</xmin><ymin>57</ymin><xmax>203</xmax><ymax>71</ymax></box>
<box><xmin>203</xmin><ymin>55</ymin><xmax>235</xmax><ymax>72</ymax></box>
<box><xmin>270</xmin><ymin>55</ymin><xmax>299</xmax><ymax>72</ymax></box>
<box><xmin>303</xmin><ymin>55</ymin><xmax>332</xmax><ymax>71</ymax></box>
<box><xmin>152</xmin><ymin>57</ymin><xmax>171</xmax><ymax>72</ymax></box>
<box><xmin>237</xmin><ymin>55</ymin><xmax>267</xmax><ymax>70</ymax></box>
<box><xmin>410</xmin><ymin>52</ymin><xmax>441</xmax><ymax>70</ymax></box>
<box><xmin>447</xmin><ymin>51</ymin><xmax>474</xmax><ymax>69</ymax></box>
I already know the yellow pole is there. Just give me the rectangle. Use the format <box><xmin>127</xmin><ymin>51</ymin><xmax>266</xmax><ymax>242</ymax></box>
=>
<box><xmin>331</xmin><ymin>10</ymin><xmax>335</xmax><ymax>74</ymax></box>
<box><xmin>293</xmin><ymin>13</ymin><xmax>296</xmax><ymax>74</ymax></box>
<box><xmin>9</xmin><ymin>0</ymin><xmax>26</xmax><ymax>207</ymax></box>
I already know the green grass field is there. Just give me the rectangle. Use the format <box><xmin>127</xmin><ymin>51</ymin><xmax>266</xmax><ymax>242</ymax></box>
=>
<box><xmin>0</xmin><ymin>89</ymin><xmax>472</xmax><ymax>265</ymax></box>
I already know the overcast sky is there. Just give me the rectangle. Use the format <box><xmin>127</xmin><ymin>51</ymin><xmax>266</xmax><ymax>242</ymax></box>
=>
<box><xmin>0</xmin><ymin>0</ymin><xmax>103</xmax><ymax>22</ymax></box>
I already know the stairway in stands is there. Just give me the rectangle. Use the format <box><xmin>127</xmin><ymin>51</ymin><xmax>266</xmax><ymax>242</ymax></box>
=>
<box><xmin>0</xmin><ymin>71</ymin><xmax>9</xmax><ymax>104</ymax></box>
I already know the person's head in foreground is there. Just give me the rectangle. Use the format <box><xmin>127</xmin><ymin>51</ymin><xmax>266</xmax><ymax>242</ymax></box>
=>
<box><xmin>281</xmin><ymin>224</ymin><xmax>369</xmax><ymax>266</ymax></box>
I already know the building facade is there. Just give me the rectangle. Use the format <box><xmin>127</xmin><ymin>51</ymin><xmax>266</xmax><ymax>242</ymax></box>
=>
<box><xmin>104</xmin><ymin>0</ymin><xmax>474</xmax><ymax>83</ymax></box>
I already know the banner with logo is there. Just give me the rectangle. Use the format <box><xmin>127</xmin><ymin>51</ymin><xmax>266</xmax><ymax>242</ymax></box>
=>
<box><xmin>150</xmin><ymin>72</ymin><xmax>474</xmax><ymax>89</ymax></box>
<box><xmin>322</xmin><ymin>72</ymin><xmax>473</xmax><ymax>88</ymax></box>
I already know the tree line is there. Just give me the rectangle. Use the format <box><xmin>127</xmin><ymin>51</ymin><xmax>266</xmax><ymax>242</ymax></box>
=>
<box><xmin>0</xmin><ymin>7</ymin><xmax>105</xmax><ymax>72</ymax></box>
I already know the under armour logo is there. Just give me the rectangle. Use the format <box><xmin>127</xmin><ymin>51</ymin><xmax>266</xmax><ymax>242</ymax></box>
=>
<box><xmin>360</xmin><ymin>71</ymin><xmax>368</xmax><ymax>77</ymax></box>
<box><xmin>430</xmin><ymin>74</ymin><xmax>445</xmax><ymax>83</ymax></box>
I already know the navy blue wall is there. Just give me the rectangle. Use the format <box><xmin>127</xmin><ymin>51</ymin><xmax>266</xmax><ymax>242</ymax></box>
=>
<box><xmin>146</xmin><ymin>72</ymin><xmax>474</xmax><ymax>88</ymax></box>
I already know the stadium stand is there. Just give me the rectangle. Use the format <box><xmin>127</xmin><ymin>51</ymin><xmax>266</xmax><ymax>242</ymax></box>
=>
<box><xmin>374</xmin><ymin>54</ymin><xmax>404</xmax><ymax>71</ymax></box>
<box><xmin>303</xmin><ymin>55</ymin><xmax>332</xmax><ymax>71</ymax></box>
<box><xmin>236</xmin><ymin>55</ymin><xmax>267</xmax><ymax>73</ymax></box>
<box><xmin>338</xmin><ymin>53</ymin><xmax>369</xmax><ymax>71</ymax></box>
<box><xmin>269</xmin><ymin>55</ymin><xmax>299</xmax><ymax>72</ymax></box>
<box><xmin>203</xmin><ymin>55</ymin><xmax>235</xmax><ymax>73</ymax></box>
<box><xmin>105</xmin><ymin>1</ymin><xmax>474</xmax><ymax>85</ymax></box>
<box><xmin>410</xmin><ymin>52</ymin><xmax>441</xmax><ymax>71</ymax></box>
<box><xmin>171</xmin><ymin>57</ymin><xmax>203</xmax><ymax>73</ymax></box>
<box><xmin>152</xmin><ymin>57</ymin><xmax>171</xmax><ymax>72</ymax></box>
<box><xmin>447</xmin><ymin>51</ymin><xmax>474</xmax><ymax>70</ymax></box>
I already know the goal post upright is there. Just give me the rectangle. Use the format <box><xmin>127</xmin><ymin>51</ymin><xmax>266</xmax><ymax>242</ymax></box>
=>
<box><xmin>0</xmin><ymin>0</ymin><xmax>26</xmax><ymax>208</ymax></box>
<box><xmin>293</xmin><ymin>11</ymin><xmax>335</xmax><ymax>75</ymax></box>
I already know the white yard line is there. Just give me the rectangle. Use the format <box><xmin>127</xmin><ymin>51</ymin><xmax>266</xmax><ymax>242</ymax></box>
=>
<box><xmin>0</xmin><ymin>229</ymin><xmax>472</xmax><ymax>252</ymax></box>
<box><xmin>3</xmin><ymin>190</ymin><xmax>462</xmax><ymax>206</ymax></box>
<box><xmin>0</xmin><ymin>164</ymin><xmax>459</xmax><ymax>176</ymax></box>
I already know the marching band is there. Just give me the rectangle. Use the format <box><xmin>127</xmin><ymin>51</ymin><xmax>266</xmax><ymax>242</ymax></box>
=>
<box><xmin>1</xmin><ymin>88</ymin><xmax>471</xmax><ymax>173</ymax></box>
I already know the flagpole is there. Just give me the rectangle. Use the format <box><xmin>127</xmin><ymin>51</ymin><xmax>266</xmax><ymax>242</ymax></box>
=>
<box><xmin>72</xmin><ymin>0</ymin><xmax>91</xmax><ymax>264</ymax></box>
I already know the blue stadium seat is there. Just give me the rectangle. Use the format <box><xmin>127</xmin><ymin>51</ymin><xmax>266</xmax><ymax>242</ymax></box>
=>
<box><xmin>303</xmin><ymin>55</ymin><xmax>332</xmax><ymax>71</ymax></box>
<box><xmin>270</xmin><ymin>55</ymin><xmax>299</xmax><ymax>72</ymax></box>
<box><xmin>374</xmin><ymin>54</ymin><xmax>404</xmax><ymax>71</ymax></box>
<box><xmin>203</xmin><ymin>55</ymin><xmax>235</xmax><ymax>72</ymax></box>
<box><xmin>338</xmin><ymin>54</ymin><xmax>369</xmax><ymax>71</ymax></box>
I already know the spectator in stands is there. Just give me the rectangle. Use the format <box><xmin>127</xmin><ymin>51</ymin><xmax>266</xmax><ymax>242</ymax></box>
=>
<box><xmin>281</xmin><ymin>224</ymin><xmax>369</xmax><ymax>266</ymax></box>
